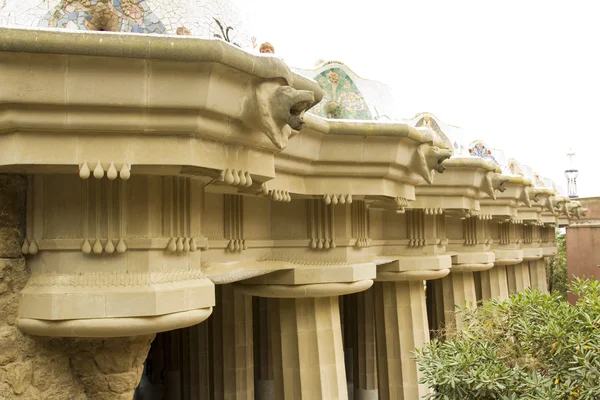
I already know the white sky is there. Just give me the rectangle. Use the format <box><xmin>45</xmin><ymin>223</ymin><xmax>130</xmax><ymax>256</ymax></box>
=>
<box><xmin>234</xmin><ymin>0</ymin><xmax>599</xmax><ymax>197</ymax></box>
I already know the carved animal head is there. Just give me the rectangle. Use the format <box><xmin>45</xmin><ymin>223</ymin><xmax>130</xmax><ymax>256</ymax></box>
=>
<box><xmin>563</xmin><ymin>202</ymin><xmax>574</xmax><ymax>218</ymax></box>
<box><xmin>432</xmin><ymin>148</ymin><xmax>452</xmax><ymax>173</ymax></box>
<box><xmin>483</xmin><ymin>172</ymin><xmax>509</xmax><ymax>200</ymax></box>
<box><xmin>547</xmin><ymin>196</ymin><xmax>555</xmax><ymax>213</ymax></box>
<box><xmin>255</xmin><ymin>82</ymin><xmax>316</xmax><ymax>149</ymax></box>
<box><xmin>416</xmin><ymin>144</ymin><xmax>452</xmax><ymax>184</ymax></box>
<box><xmin>521</xmin><ymin>186</ymin><xmax>532</xmax><ymax>208</ymax></box>
<box><xmin>577</xmin><ymin>207</ymin><xmax>588</xmax><ymax>218</ymax></box>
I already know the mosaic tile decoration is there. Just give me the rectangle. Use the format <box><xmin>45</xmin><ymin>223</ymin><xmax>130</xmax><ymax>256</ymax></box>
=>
<box><xmin>309</xmin><ymin>67</ymin><xmax>373</xmax><ymax>120</ymax></box>
<box><xmin>541</xmin><ymin>176</ymin><xmax>555</xmax><ymax>189</ymax></box>
<box><xmin>414</xmin><ymin>115</ymin><xmax>453</xmax><ymax>151</ymax></box>
<box><xmin>467</xmin><ymin>140</ymin><xmax>499</xmax><ymax>165</ymax></box>
<box><xmin>507</xmin><ymin>158</ymin><xmax>524</xmax><ymax>176</ymax></box>
<box><xmin>0</xmin><ymin>0</ymin><xmax>251</xmax><ymax>46</ymax></box>
<box><xmin>533</xmin><ymin>173</ymin><xmax>545</xmax><ymax>188</ymax></box>
<box><xmin>415</xmin><ymin>115</ymin><xmax>444</xmax><ymax>139</ymax></box>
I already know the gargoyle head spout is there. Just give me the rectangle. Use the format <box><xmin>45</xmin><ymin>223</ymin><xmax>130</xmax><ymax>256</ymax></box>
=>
<box><xmin>416</xmin><ymin>144</ymin><xmax>452</xmax><ymax>184</ymax></box>
<box><xmin>272</xmin><ymin>86</ymin><xmax>315</xmax><ymax>132</ymax></box>
<box><xmin>435</xmin><ymin>149</ymin><xmax>453</xmax><ymax>173</ymax></box>
<box><xmin>254</xmin><ymin>81</ymin><xmax>316</xmax><ymax>149</ymax></box>
<box><xmin>483</xmin><ymin>172</ymin><xmax>509</xmax><ymax>200</ymax></box>
<box><xmin>493</xmin><ymin>174</ymin><xmax>509</xmax><ymax>193</ymax></box>
<box><xmin>547</xmin><ymin>196</ymin><xmax>555</xmax><ymax>213</ymax></box>
<box><xmin>521</xmin><ymin>186</ymin><xmax>532</xmax><ymax>208</ymax></box>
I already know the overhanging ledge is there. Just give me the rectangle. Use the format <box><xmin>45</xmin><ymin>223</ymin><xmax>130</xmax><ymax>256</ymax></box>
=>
<box><xmin>0</xmin><ymin>27</ymin><xmax>321</xmax><ymax>95</ymax></box>
<box><xmin>18</xmin><ymin>308</ymin><xmax>213</xmax><ymax>338</ymax></box>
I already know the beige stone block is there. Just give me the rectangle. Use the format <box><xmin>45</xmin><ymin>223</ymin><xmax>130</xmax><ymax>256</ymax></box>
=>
<box><xmin>245</xmin><ymin>263</ymin><xmax>376</xmax><ymax>285</ymax></box>
<box><xmin>522</xmin><ymin>247</ymin><xmax>543</xmax><ymax>261</ymax></box>
<box><xmin>65</xmin><ymin>56</ymin><xmax>148</xmax><ymax>107</ymax></box>
<box><xmin>205</xmin><ymin>64</ymin><xmax>251</xmax><ymax>119</ymax></box>
<box><xmin>208</xmin><ymin>285</ymin><xmax>254</xmax><ymax>399</ymax></box>
<box><xmin>270</xmin><ymin>296</ymin><xmax>347</xmax><ymax>399</ymax></box>
<box><xmin>378</xmin><ymin>255</ymin><xmax>452</xmax><ymax>272</ymax></box>
<box><xmin>507</xmin><ymin>262</ymin><xmax>531</xmax><ymax>294</ymax></box>
<box><xmin>351</xmin><ymin>290</ymin><xmax>379</xmax><ymax>395</ymax></box>
<box><xmin>494</xmin><ymin>249</ymin><xmax>524</xmax><ymax>265</ymax></box>
<box><xmin>529</xmin><ymin>259</ymin><xmax>548</xmax><ymax>293</ymax></box>
<box><xmin>480</xmin><ymin>265</ymin><xmax>509</xmax><ymax>301</ymax></box>
<box><xmin>146</xmin><ymin>60</ymin><xmax>211</xmax><ymax>109</ymax></box>
<box><xmin>453</xmin><ymin>251</ymin><xmax>495</xmax><ymax>265</ymax></box>
<box><xmin>374</xmin><ymin>281</ymin><xmax>431</xmax><ymax>400</ymax></box>
<box><xmin>0</xmin><ymin>53</ymin><xmax>67</xmax><ymax>105</ymax></box>
<box><xmin>441</xmin><ymin>271</ymin><xmax>477</xmax><ymax>331</ymax></box>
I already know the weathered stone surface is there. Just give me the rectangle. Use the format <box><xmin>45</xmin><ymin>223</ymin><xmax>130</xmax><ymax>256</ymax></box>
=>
<box><xmin>5</xmin><ymin>360</ymin><xmax>33</xmax><ymax>394</ymax></box>
<box><xmin>0</xmin><ymin>327</ymin><xmax>18</xmax><ymax>366</ymax></box>
<box><xmin>0</xmin><ymin>228</ymin><xmax>22</xmax><ymax>258</ymax></box>
<box><xmin>69</xmin><ymin>335</ymin><xmax>154</xmax><ymax>399</ymax></box>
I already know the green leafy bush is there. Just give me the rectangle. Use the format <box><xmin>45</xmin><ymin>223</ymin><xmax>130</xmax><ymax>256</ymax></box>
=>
<box><xmin>546</xmin><ymin>232</ymin><xmax>568</xmax><ymax>297</ymax></box>
<box><xmin>416</xmin><ymin>278</ymin><xmax>600</xmax><ymax>399</ymax></box>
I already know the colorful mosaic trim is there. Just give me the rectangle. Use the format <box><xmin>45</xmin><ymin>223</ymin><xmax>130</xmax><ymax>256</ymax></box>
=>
<box><xmin>468</xmin><ymin>140</ymin><xmax>498</xmax><ymax>165</ymax></box>
<box><xmin>309</xmin><ymin>67</ymin><xmax>373</xmax><ymax>120</ymax></box>
<box><xmin>507</xmin><ymin>158</ymin><xmax>524</xmax><ymax>176</ymax></box>
<box><xmin>41</xmin><ymin>0</ymin><xmax>166</xmax><ymax>34</ymax></box>
<box><xmin>415</xmin><ymin>116</ymin><xmax>443</xmax><ymax>138</ymax></box>
<box><xmin>533</xmin><ymin>174</ymin><xmax>546</xmax><ymax>188</ymax></box>
<box><xmin>1</xmin><ymin>0</ymin><xmax>251</xmax><ymax>46</ymax></box>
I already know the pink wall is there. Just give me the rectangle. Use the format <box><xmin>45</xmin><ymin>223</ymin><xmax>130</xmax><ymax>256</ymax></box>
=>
<box><xmin>566</xmin><ymin>197</ymin><xmax>600</xmax><ymax>302</ymax></box>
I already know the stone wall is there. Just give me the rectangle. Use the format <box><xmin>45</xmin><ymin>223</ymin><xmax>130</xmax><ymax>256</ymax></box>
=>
<box><xmin>0</xmin><ymin>174</ymin><xmax>153</xmax><ymax>400</ymax></box>
<box><xmin>567</xmin><ymin>197</ymin><xmax>600</xmax><ymax>303</ymax></box>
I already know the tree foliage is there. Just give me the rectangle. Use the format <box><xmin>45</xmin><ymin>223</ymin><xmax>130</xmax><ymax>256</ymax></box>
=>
<box><xmin>416</xmin><ymin>279</ymin><xmax>600</xmax><ymax>399</ymax></box>
<box><xmin>547</xmin><ymin>232</ymin><xmax>568</xmax><ymax>297</ymax></box>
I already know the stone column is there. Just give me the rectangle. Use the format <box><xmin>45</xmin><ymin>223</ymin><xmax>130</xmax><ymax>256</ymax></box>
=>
<box><xmin>149</xmin><ymin>322</ymin><xmax>211</xmax><ymax>399</ymax></box>
<box><xmin>507</xmin><ymin>262</ymin><xmax>531</xmax><ymax>294</ymax></box>
<box><xmin>374</xmin><ymin>264</ymin><xmax>449</xmax><ymax>400</ymax></box>
<box><xmin>237</xmin><ymin>280</ymin><xmax>372</xmax><ymax>400</ymax></box>
<box><xmin>0</xmin><ymin>175</ymin><xmax>153</xmax><ymax>400</ymax></box>
<box><xmin>164</xmin><ymin>329</ymin><xmax>182</xmax><ymax>399</ymax></box>
<box><xmin>340</xmin><ymin>294</ymin><xmax>356</xmax><ymax>399</ymax></box>
<box><xmin>253</xmin><ymin>297</ymin><xmax>274</xmax><ymax>400</ymax></box>
<box><xmin>353</xmin><ymin>290</ymin><xmax>378</xmax><ymax>400</ymax></box>
<box><xmin>270</xmin><ymin>296</ymin><xmax>347</xmax><ymax>399</ymax></box>
<box><xmin>440</xmin><ymin>271</ymin><xmax>477</xmax><ymax>331</ymax></box>
<box><xmin>480</xmin><ymin>265</ymin><xmax>509</xmax><ymax>301</ymax></box>
<box><xmin>426</xmin><ymin>278</ymin><xmax>445</xmax><ymax>335</ymax></box>
<box><xmin>529</xmin><ymin>259</ymin><xmax>548</xmax><ymax>293</ymax></box>
<box><xmin>210</xmin><ymin>284</ymin><xmax>254</xmax><ymax>400</ymax></box>
<box><xmin>374</xmin><ymin>281</ymin><xmax>429</xmax><ymax>400</ymax></box>
<box><xmin>68</xmin><ymin>335</ymin><xmax>155</xmax><ymax>400</ymax></box>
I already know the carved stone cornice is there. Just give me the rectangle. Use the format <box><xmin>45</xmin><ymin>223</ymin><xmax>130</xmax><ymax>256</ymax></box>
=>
<box><xmin>449</xmin><ymin>251</ymin><xmax>495</xmax><ymax>272</ymax></box>
<box><xmin>0</xmin><ymin>28</ymin><xmax>323</xmax><ymax>172</ymax></box>
<box><xmin>479</xmin><ymin>176</ymin><xmax>531</xmax><ymax>223</ymax></box>
<box><xmin>492</xmin><ymin>248</ymin><xmax>524</xmax><ymax>265</ymax></box>
<box><xmin>517</xmin><ymin>187</ymin><xmax>554</xmax><ymax>225</ymax></box>
<box><xmin>415</xmin><ymin>158</ymin><xmax>503</xmax><ymax>202</ymax></box>
<box><xmin>234</xmin><ymin>262</ymin><xmax>376</xmax><ymax>298</ymax></box>
<box><xmin>0</xmin><ymin>28</ymin><xmax>327</xmax><ymax>337</ymax></box>
<box><xmin>374</xmin><ymin>255</ymin><xmax>451</xmax><ymax>281</ymax></box>
<box><xmin>268</xmin><ymin>116</ymin><xmax>451</xmax><ymax>206</ymax></box>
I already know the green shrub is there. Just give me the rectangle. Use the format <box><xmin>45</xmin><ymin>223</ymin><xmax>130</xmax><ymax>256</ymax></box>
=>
<box><xmin>546</xmin><ymin>232</ymin><xmax>568</xmax><ymax>297</ymax></box>
<box><xmin>416</xmin><ymin>278</ymin><xmax>600</xmax><ymax>399</ymax></box>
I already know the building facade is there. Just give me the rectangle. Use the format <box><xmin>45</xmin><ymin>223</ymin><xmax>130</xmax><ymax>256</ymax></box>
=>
<box><xmin>0</xmin><ymin>3</ymin><xmax>584</xmax><ymax>399</ymax></box>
